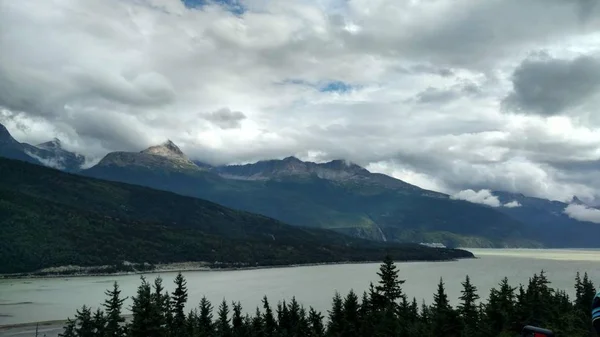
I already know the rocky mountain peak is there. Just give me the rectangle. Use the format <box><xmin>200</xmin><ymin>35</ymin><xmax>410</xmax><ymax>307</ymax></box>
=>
<box><xmin>37</xmin><ymin>138</ymin><xmax>63</xmax><ymax>150</ymax></box>
<box><xmin>321</xmin><ymin>159</ymin><xmax>367</xmax><ymax>173</ymax></box>
<box><xmin>139</xmin><ymin>140</ymin><xmax>198</xmax><ymax>169</ymax></box>
<box><xmin>282</xmin><ymin>156</ymin><xmax>302</xmax><ymax>163</ymax></box>
<box><xmin>570</xmin><ymin>196</ymin><xmax>585</xmax><ymax>205</ymax></box>
<box><xmin>142</xmin><ymin>140</ymin><xmax>186</xmax><ymax>158</ymax></box>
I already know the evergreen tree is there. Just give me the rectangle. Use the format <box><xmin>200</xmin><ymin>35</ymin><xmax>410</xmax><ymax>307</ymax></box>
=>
<box><xmin>514</xmin><ymin>284</ymin><xmax>528</xmax><ymax>325</ymax></box>
<box><xmin>198</xmin><ymin>296</ymin><xmax>215</xmax><ymax>337</ymax></box>
<box><xmin>287</xmin><ymin>297</ymin><xmax>305</xmax><ymax>336</ymax></box>
<box><xmin>458</xmin><ymin>275</ymin><xmax>479</xmax><ymax>336</ymax></box>
<box><xmin>186</xmin><ymin>310</ymin><xmax>199</xmax><ymax>337</ymax></box>
<box><xmin>171</xmin><ymin>273</ymin><xmax>189</xmax><ymax>337</ymax></box>
<box><xmin>262</xmin><ymin>296</ymin><xmax>276</xmax><ymax>337</ymax></box>
<box><xmin>432</xmin><ymin>278</ymin><xmax>459</xmax><ymax>337</ymax></box>
<box><xmin>358</xmin><ymin>291</ymin><xmax>375</xmax><ymax>337</ymax></box>
<box><xmin>251</xmin><ymin>307</ymin><xmax>263</xmax><ymax>337</ymax></box>
<box><xmin>308</xmin><ymin>307</ymin><xmax>325</xmax><ymax>337</ymax></box>
<box><xmin>216</xmin><ymin>299</ymin><xmax>232</xmax><ymax>337</ymax></box>
<box><xmin>152</xmin><ymin>277</ymin><xmax>169</xmax><ymax>337</ymax></box>
<box><xmin>74</xmin><ymin>305</ymin><xmax>94</xmax><ymax>337</ymax></box>
<box><xmin>92</xmin><ymin>308</ymin><xmax>106</xmax><ymax>337</ymax></box>
<box><xmin>296</xmin><ymin>306</ymin><xmax>311</xmax><ymax>337</ymax></box>
<box><xmin>232</xmin><ymin>301</ymin><xmax>246</xmax><ymax>337</ymax></box>
<box><xmin>374</xmin><ymin>254</ymin><xmax>405</xmax><ymax>311</ymax></box>
<box><xmin>58</xmin><ymin>256</ymin><xmax>600</xmax><ymax>337</ymax></box>
<box><xmin>277</xmin><ymin>300</ymin><xmax>290</xmax><ymax>334</ymax></box>
<box><xmin>327</xmin><ymin>292</ymin><xmax>344</xmax><ymax>336</ymax></box>
<box><xmin>408</xmin><ymin>297</ymin><xmax>419</xmax><ymax>323</ymax></box>
<box><xmin>59</xmin><ymin>318</ymin><xmax>76</xmax><ymax>337</ymax></box>
<box><xmin>574</xmin><ymin>272</ymin><xmax>596</xmax><ymax>336</ymax></box>
<box><xmin>103</xmin><ymin>282</ymin><xmax>126</xmax><ymax>337</ymax></box>
<box><xmin>524</xmin><ymin>271</ymin><xmax>553</xmax><ymax>327</ymax></box>
<box><xmin>130</xmin><ymin>276</ymin><xmax>157</xmax><ymax>337</ymax></box>
<box><xmin>341</xmin><ymin>290</ymin><xmax>359</xmax><ymax>337</ymax></box>
<box><xmin>581</xmin><ymin>273</ymin><xmax>597</xmax><ymax>319</ymax></box>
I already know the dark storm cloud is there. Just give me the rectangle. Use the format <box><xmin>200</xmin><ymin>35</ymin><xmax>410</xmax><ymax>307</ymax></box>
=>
<box><xmin>503</xmin><ymin>55</ymin><xmax>600</xmax><ymax>115</ymax></box>
<box><xmin>201</xmin><ymin>108</ymin><xmax>246</xmax><ymax>129</ymax></box>
<box><xmin>343</xmin><ymin>0</ymin><xmax>600</xmax><ymax>69</ymax></box>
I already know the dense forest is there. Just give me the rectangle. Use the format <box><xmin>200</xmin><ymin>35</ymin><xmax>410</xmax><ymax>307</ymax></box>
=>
<box><xmin>59</xmin><ymin>256</ymin><xmax>598</xmax><ymax>337</ymax></box>
<box><xmin>0</xmin><ymin>157</ymin><xmax>472</xmax><ymax>274</ymax></box>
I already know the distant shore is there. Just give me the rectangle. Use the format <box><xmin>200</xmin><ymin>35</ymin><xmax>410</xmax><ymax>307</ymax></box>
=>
<box><xmin>0</xmin><ymin>255</ymin><xmax>472</xmax><ymax>281</ymax></box>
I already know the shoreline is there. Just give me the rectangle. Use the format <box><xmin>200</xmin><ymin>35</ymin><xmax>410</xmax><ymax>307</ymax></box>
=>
<box><xmin>0</xmin><ymin>257</ymin><xmax>471</xmax><ymax>281</ymax></box>
<box><xmin>0</xmin><ymin>319</ymin><xmax>68</xmax><ymax>330</ymax></box>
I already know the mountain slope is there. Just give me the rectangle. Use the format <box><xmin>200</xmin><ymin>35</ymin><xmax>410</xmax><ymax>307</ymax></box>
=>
<box><xmin>83</xmin><ymin>145</ymin><xmax>536</xmax><ymax>248</ymax></box>
<box><xmin>493</xmin><ymin>191</ymin><xmax>600</xmax><ymax>248</ymax></box>
<box><xmin>35</xmin><ymin>138</ymin><xmax>86</xmax><ymax>171</ymax></box>
<box><xmin>0</xmin><ymin>157</ymin><xmax>472</xmax><ymax>274</ymax></box>
<box><xmin>0</xmin><ymin>123</ymin><xmax>85</xmax><ymax>172</ymax></box>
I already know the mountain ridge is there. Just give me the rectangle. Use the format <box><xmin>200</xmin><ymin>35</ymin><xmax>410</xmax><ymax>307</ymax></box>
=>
<box><xmin>0</xmin><ymin>157</ymin><xmax>473</xmax><ymax>274</ymax></box>
<box><xmin>1</xmin><ymin>123</ymin><xmax>597</xmax><ymax>248</ymax></box>
<box><xmin>82</xmin><ymin>141</ymin><xmax>537</xmax><ymax>248</ymax></box>
<box><xmin>0</xmin><ymin>124</ymin><xmax>85</xmax><ymax>172</ymax></box>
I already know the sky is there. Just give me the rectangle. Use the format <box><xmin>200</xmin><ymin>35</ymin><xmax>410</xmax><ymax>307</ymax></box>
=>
<box><xmin>2</xmin><ymin>0</ymin><xmax>600</xmax><ymax>205</ymax></box>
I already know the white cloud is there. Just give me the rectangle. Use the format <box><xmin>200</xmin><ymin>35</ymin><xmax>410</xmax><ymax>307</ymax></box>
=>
<box><xmin>451</xmin><ymin>189</ymin><xmax>501</xmax><ymax>207</ymax></box>
<box><xmin>451</xmin><ymin>190</ymin><xmax>524</xmax><ymax>208</ymax></box>
<box><xmin>1</xmin><ymin>0</ymin><xmax>600</xmax><ymax>202</ymax></box>
<box><xmin>503</xmin><ymin>200</ymin><xmax>522</xmax><ymax>208</ymax></box>
<box><xmin>564</xmin><ymin>204</ymin><xmax>600</xmax><ymax>224</ymax></box>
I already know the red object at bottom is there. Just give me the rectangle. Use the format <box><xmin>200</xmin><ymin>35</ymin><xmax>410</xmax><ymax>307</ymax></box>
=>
<box><xmin>534</xmin><ymin>333</ymin><xmax>547</xmax><ymax>337</ymax></box>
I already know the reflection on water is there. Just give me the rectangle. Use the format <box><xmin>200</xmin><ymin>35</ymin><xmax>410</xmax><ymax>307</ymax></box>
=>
<box><xmin>1</xmin><ymin>248</ymin><xmax>600</xmax><ymax>325</ymax></box>
<box><xmin>468</xmin><ymin>248</ymin><xmax>600</xmax><ymax>261</ymax></box>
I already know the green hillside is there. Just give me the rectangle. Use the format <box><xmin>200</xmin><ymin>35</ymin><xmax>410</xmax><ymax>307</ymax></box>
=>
<box><xmin>84</xmin><ymin>165</ymin><xmax>537</xmax><ymax>248</ymax></box>
<box><xmin>0</xmin><ymin>158</ymin><xmax>472</xmax><ymax>274</ymax></box>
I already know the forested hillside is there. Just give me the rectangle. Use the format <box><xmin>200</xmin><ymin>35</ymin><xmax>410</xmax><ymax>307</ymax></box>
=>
<box><xmin>0</xmin><ymin>158</ymin><xmax>472</xmax><ymax>274</ymax></box>
<box><xmin>84</xmin><ymin>154</ymin><xmax>535</xmax><ymax>248</ymax></box>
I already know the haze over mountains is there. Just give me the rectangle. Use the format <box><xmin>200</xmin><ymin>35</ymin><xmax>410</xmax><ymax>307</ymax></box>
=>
<box><xmin>2</xmin><ymin>122</ymin><xmax>599</xmax><ymax>249</ymax></box>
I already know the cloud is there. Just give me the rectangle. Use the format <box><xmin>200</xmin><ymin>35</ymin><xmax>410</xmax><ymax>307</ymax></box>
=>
<box><xmin>564</xmin><ymin>204</ymin><xmax>600</xmax><ymax>223</ymax></box>
<box><xmin>201</xmin><ymin>108</ymin><xmax>246</xmax><ymax>129</ymax></box>
<box><xmin>2</xmin><ymin>0</ymin><xmax>600</xmax><ymax>204</ymax></box>
<box><xmin>503</xmin><ymin>55</ymin><xmax>600</xmax><ymax>116</ymax></box>
<box><xmin>414</xmin><ymin>82</ymin><xmax>481</xmax><ymax>104</ymax></box>
<box><xmin>451</xmin><ymin>189</ymin><xmax>502</xmax><ymax>207</ymax></box>
<box><xmin>451</xmin><ymin>190</ymin><xmax>523</xmax><ymax>208</ymax></box>
<box><xmin>503</xmin><ymin>200</ymin><xmax>522</xmax><ymax>208</ymax></box>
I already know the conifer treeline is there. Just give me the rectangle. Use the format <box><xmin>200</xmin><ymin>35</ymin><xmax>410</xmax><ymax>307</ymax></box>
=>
<box><xmin>59</xmin><ymin>255</ymin><xmax>598</xmax><ymax>337</ymax></box>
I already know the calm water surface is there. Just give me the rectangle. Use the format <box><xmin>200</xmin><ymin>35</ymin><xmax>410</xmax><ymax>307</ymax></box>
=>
<box><xmin>1</xmin><ymin>248</ymin><xmax>600</xmax><ymax>325</ymax></box>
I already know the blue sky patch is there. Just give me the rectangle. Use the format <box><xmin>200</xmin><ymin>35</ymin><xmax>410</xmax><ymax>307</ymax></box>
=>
<box><xmin>319</xmin><ymin>81</ymin><xmax>354</xmax><ymax>93</ymax></box>
<box><xmin>182</xmin><ymin>0</ymin><xmax>245</xmax><ymax>15</ymax></box>
<box><xmin>277</xmin><ymin>79</ymin><xmax>357</xmax><ymax>94</ymax></box>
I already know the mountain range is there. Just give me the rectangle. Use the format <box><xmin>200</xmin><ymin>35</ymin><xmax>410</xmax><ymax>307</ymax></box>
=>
<box><xmin>0</xmin><ymin>156</ymin><xmax>472</xmax><ymax>274</ymax></box>
<box><xmin>0</xmin><ymin>124</ymin><xmax>84</xmax><ymax>172</ymax></box>
<box><xmin>2</xmin><ymin>122</ymin><xmax>599</xmax><ymax>248</ymax></box>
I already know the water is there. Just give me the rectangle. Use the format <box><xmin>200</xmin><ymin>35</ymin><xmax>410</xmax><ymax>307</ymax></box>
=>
<box><xmin>1</xmin><ymin>248</ymin><xmax>600</xmax><ymax>326</ymax></box>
